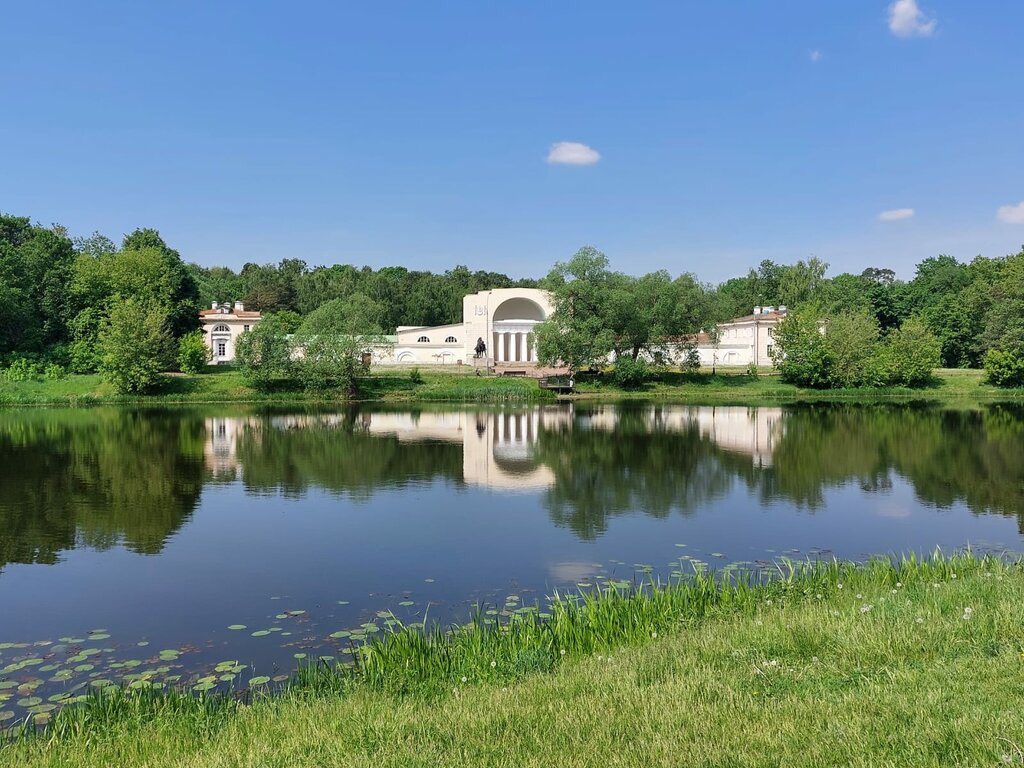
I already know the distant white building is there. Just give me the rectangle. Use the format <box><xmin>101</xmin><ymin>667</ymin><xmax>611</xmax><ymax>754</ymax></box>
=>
<box><xmin>691</xmin><ymin>305</ymin><xmax>788</xmax><ymax>368</ymax></box>
<box><xmin>385</xmin><ymin>287</ymin><xmax>554</xmax><ymax>367</ymax></box>
<box><xmin>199</xmin><ymin>302</ymin><xmax>262</xmax><ymax>364</ymax></box>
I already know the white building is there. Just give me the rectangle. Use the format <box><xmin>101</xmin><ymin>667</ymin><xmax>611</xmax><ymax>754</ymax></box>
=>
<box><xmin>387</xmin><ymin>287</ymin><xmax>554</xmax><ymax>367</ymax></box>
<box><xmin>199</xmin><ymin>302</ymin><xmax>262</xmax><ymax>364</ymax></box>
<box><xmin>690</xmin><ymin>306</ymin><xmax>788</xmax><ymax>368</ymax></box>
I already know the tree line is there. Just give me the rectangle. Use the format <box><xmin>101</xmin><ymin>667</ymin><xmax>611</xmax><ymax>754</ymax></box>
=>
<box><xmin>2</xmin><ymin>210</ymin><xmax>1024</xmax><ymax>391</ymax></box>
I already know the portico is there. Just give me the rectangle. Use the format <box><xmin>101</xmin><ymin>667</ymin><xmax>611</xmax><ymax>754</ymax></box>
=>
<box><xmin>492</xmin><ymin>323</ymin><xmax>538</xmax><ymax>363</ymax></box>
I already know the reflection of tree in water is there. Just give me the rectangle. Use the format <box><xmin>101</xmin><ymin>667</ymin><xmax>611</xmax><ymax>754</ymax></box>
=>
<box><xmin>0</xmin><ymin>409</ymin><xmax>206</xmax><ymax>570</ymax></box>
<box><xmin>533</xmin><ymin>408</ymin><xmax>733</xmax><ymax>540</ymax></box>
<box><xmin>232</xmin><ymin>408</ymin><xmax>463</xmax><ymax>501</ymax></box>
<box><xmin>735</xmin><ymin>404</ymin><xmax>1024</xmax><ymax>530</ymax></box>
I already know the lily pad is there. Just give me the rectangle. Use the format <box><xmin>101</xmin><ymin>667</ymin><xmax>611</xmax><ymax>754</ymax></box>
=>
<box><xmin>248</xmin><ymin>676</ymin><xmax>271</xmax><ymax>686</ymax></box>
<box><xmin>17</xmin><ymin>697</ymin><xmax>42</xmax><ymax>707</ymax></box>
<box><xmin>399</xmin><ymin>601</ymin><xmax>414</xmax><ymax>607</ymax></box>
<box><xmin>192</xmin><ymin>682</ymin><xmax>216</xmax><ymax>692</ymax></box>
<box><xmin>251</xmin><ymin>630</ymin><xmax>271</xmax><ymax>637</ymax></box>
<box><xmin>227</xmin><ymin>625</ymin><xmax>246</xmax><ymax>631</ymax></box>
<box><xmin>329</xmin><ymin>631</ymin><xmax>351</xmax><ymax>639</ymax></box>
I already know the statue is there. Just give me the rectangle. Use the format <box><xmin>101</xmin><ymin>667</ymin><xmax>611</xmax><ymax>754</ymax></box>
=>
<box><xmin>474</xmin><ymin>337</ymin><xmax>487</xmax><ymax>358</ymax></box>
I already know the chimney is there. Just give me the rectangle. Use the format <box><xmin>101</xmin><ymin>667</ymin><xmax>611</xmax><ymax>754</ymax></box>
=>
<box><xmin>778</xmin><ymin>305</ymin><xmax>787</xmax><ymax>314</ymax></box>
<box><xmin>234</xmin><ymin>301</ymin><xmax>244</xmax><ymax>312</ymax></box>
<box><xmin>753</xmin><ymin>306</ymin><xmax>762</xmax><ymax>315</ymax></box>
<box><xmin>211</xmin><ymin>302</ymin><xmax>218</xmax><ymax>310</ymax></box>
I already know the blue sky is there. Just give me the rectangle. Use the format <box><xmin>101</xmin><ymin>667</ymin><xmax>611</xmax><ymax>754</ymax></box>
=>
<box><xmin>3</xmin><ymin>1</ymin><xmax>1023</xmax><ymax>282</ymax></box>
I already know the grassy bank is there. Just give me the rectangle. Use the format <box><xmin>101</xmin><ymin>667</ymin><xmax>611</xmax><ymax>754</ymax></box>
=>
<box><xmin>4</xmin><ymin>553</ymin><xmax>1024</xmax><ymax>766</ymax></box>
<box><xmin>1</xmin><ymin>366</ymin><xmax>1020</xmax><ymax>407</ymax></box>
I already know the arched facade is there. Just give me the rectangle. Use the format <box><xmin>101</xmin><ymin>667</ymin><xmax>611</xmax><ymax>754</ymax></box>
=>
<box><xmin>389</xmin><ymin>288</ymin><xmax>553</xmax><ymax>366</ymax></box>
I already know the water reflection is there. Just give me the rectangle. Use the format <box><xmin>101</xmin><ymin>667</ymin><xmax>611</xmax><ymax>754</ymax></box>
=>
<box><xmin>2</xmin><ymin>403</ymin><xmax>1024</xmax><ymax>575</ymax></box>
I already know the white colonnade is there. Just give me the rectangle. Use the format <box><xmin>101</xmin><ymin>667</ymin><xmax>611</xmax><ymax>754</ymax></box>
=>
<box><xmin>492</xmin><ymin>324</ymin><xmax>537</xmax><ymax>363</ymax></box>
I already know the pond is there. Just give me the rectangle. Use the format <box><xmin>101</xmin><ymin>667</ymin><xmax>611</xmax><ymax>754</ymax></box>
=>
<box><xmin>2</xmin><ymin>401</ymin><xmax>1023</xmax><ymax>723</ymax></box>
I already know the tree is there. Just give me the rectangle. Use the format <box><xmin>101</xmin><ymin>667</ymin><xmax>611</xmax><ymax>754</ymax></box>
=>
<box><xmin>822</xmin><ymin>310</ymin><xmax>879</xmax><ymax>388</ymax></box>
<box><xmin>535</xmin><ymin>247</ymin><xmax>617</xmax><ymax>376</ymax></box>
<box><xmin>235</xmin><ymin>313</ymin><xmax>296</xmax><ymax>391</ymax></box>
<box><xmin>771</xmin><ymin>309</ymin><xmax>832</xmax><ymax>388</ymax></box>
<box><xmin>177</xmin><ymin>330</ymin><xmax>209</xmax><ymax>373</ymax></box>
<box><xmin>97</xmin><ymin>298</ymin><xmax>173</xmax><ymax>394</ymax></box>
<box><xmin>874</xmin><ymin>317</ymin><xmax>940</xmax><ymax>387</ymax></box>
<box><xmin>292</xmin><ymin>294</ymin><xmax>390</xmax><ymax>392</ymax></box>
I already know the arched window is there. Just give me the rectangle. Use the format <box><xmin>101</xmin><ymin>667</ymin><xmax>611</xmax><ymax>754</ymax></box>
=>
<box><xmin>444</xmin><ymin>336</ymin><xmax>458</xmax><ymax>343</ymax></box>
<box><xmin>212</xmin><ymin>324</ymin><xmax>231</xmax><ymax>333</ymax></box>
<box><xmin>417</xmin><ymin>336</ymin><xmax>430</xmax><ymax>343</ymax></box>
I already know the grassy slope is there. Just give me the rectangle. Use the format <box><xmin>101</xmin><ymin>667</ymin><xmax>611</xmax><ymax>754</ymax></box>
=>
<box><xmin>1</xmin><ymin>367</ymin><xmax>1021</xmax><ymax>407</ymax></box>
<box><xmin>5</xmin><ymin>556</ymin><xmax>1024</xmax><ymax>767</ymax></box>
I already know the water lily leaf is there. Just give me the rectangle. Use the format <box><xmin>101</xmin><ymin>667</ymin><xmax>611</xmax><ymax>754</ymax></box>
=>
<box><xmin>227</xmin><ymin>625</ymin><xmax>246</xmax><ymax>631</ymax></box>
<box><xmin>399</xmin><ymin>601</ymin><xmax>414</xmax><ymax>607</ymax></box>
<box><xmin>248</xmin><ymin>676</ymin><xmax>271</xmax><ymax>686</ymax></box>
<box><xmin>218</xmin><ymin>674</ymin><xmax>236</xmax><ymax>682</ymax></box>
<box><xmin>271</xmin><ymin>674</ymin><xmax>288</xmax><ymax>683</ymax></box>
<box><xmin>251</xmin><ymin>630</ymin><xmax>271</xmax><ymax>637</ymax></box>
<box><xmin>0</xmin><ymin>711</ymin><xmax>14</xmax><ymax>722</ymax></box>
<box><xmin>336</xmin><ymin>601</ymin><xmax>350</xmax><ymax>605</ymax></box>
<box><xmin>293</xmin><ymin>653</ymin><xmax>307</xmax><ymax>660</ymax></box>
<box><xmin>329</xmin><ymin>631</ymin><xmax>351</xmax><ymax>639</ymax></box>
<box><xmin>17</xmin><ymin>697</ymin><xmax>42</xmax><ymax>707</ymax></box>
<box><xmin>28</xmin><ymin>704</ymin><xmax>57</xmax><ymax>714</ymax></box>
<box><xmin>275</xmin><ymin>614</ymin><xmax>289</xmax><ymax>620</ymax></box>
<box><xmin>192</xmin><ymin>682</ymin><xmax>216</xmax><ymax>692</ymax></box>
<box><xmin>88</xmin><ymin>633</ymin><xmax>111</xmax><ymax>640</ymax></box>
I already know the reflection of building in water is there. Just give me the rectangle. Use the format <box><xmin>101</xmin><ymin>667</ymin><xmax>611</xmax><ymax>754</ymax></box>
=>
<box><xmin>203</xmin><ymin>405</ymin><xmax>782</xmax><ymax>487</ymax></box>
<box><xmin>571</xmin><ymin>405</ymin><xmax>782</xmax><ymax>467</ymax></box>
<box><xmin>363</xmin><ymin>409</ymin><xmax>570</xmax><ymax>491</ymax></box>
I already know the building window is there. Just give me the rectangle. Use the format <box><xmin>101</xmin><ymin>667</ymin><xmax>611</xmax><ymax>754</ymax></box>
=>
<box><xmin>767</xmin><ymin>327</ymin><xmax>775</xmax><ymax>338</ymax></box>
<box><xmin>243</xmin><ymin>325</ymin><xmax>250</xmax><ymax>332</ymax></box>
<box><xmin>216</xmin><ymin>341</ymin><xmax>226</xmax><ymax>357</ymax></box>
<box><xmin>213</xmin><ymin>324</ymin><xmax>230</xmax><ymax>333</ymax></box>
<box><xmin>767</xmin><ymin>344</ymin><xmax>774</xmax><ymax>357</ymax></box>
<box><xmin>417</xmin><ymin>336</ymin><xmax>430</xmax><ymax>343</ymax></box>
<box><xmin>444</xmin><ymin>336</ymin><xmax>457</xmax><ymax>343</ymax></box>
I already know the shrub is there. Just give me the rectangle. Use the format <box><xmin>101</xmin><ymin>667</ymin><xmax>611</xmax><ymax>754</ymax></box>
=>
<box><xmin>613</xmin><ymin>357</ymin><xmax>650</xmax><ymax>389</ymax></box>
<box><xmin>875</xmin><ymin>317</ymin><xmax>941</xmax><ymax>387</ymax></box>
<box><xmin>984</xmin><ymin>349</ymin><xmax>1024</xmax><ymax>387</ymax></box>
<box><xmin>3</xmin><ymin>357</ymin><xmax>42</xmax><ymax>382</ymax></box>
<box><xmin>409</xmin><ymin>367</ymin><xmax>424</xmax><ymax>384</ymax></box>
<box><xmin>97</xmin><ymin>298</ymin><xmax>173</xmax><ymax>394</ymax></box>
<box><xmin>235</xmin><ymin>314</ymin><xmax>296</xmax><ymax>391</ymax></box>
<box><xmin>177</xmin><ymin>330</ymin><xmax>209</xmax><ymax>374</ymax></box>
<box><xmin>771</xmin><ymin>310</ymin><xmax>833</xmax><ymax>388</ymax></box>
<box><xmin>43</xmin><ymin>363</ymin><xmax>67</xmax><ymax>380</ymax></box>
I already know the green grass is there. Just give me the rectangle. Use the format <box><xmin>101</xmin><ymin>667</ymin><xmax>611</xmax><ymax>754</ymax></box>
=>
<box><xmin>5</xmin><ymin>553</ymin><xmax>1024</xmax><ymax>766</ymax></box>
<box><xmin>2</xmin><ymin>367</ymin><xmax>1021</xmax><ymax>408</ymax></box>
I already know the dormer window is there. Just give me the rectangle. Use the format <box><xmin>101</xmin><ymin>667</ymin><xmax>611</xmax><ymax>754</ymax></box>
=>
<box><xmin>417</xmin><ymin>336</ymin><xmax>430</xmax><ymax>343</ymax></box>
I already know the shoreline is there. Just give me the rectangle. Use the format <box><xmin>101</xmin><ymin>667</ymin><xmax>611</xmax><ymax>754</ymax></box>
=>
<box><xmin>1</xmin><ymin>368</ymin><xmax>1021</xmax><ymax>409</ymax></box>
<box><xmin>3</xmin><ymin>552</ymin><xmax>1022</xmax><ymax>766</ymax></box>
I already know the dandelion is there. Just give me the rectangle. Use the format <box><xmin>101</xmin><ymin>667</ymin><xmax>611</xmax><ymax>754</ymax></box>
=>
<box><xmin>915</xmin><ymin>617</ymin><xmax>924</xmax><ymax>624</ymax></box>
<box><xmin>651</xmin><ymin>631</ymin><xmax>658</xmax><ymax>639</ymax></box>
<box><xmin>461</xmin><ymin>676</ymin><xmax>467</xmax><ymax>683</ymax></box>
<box><xmin>962</xmin><ymin>607</ymin><xmax>973</xmax><ymax>620</ymax></box>
<box><xmin>560</xmin><ymin>649</ymin><xmax>566</xmax><ymax>656</ymax></box>
<box><xmin>896</xmin><ymin>582</ymin><xmax>903</xmax><ymax>588</ymax></box>
<box><xmin>816</xmin><ymin>593</ymin><xmax>822</xmax><ymax>599</ymax></box>
<box><xmin>766</xmin><ymin>599</ymin><xmax>773</xmax><ymax>606</ymax></box>
<box><xmin>856</xmin><ymin>593</ymin><xmax>863</xmax><ymax>599</ymax></box>
<box><xmin>837</xmin><ymin>583</ymin><xmax>843</xmax><ymax>590</ymax></box>
<box><xmin>891</xmin><ymin>589</ymin><xmax>898</xmax><ymax>594</ymax></box>
<box><xmin>755</xmin><ymin>620</ymin><xmax>763</xmax><ymax>626</ymax></box>
<box><xmin>952</xmin><ymin>573</ymin><xmax>957</xmax><ymax>579</ymax></box>
<box><xmin>860</xmin><ymin>604</ymin><xmax>873</xmax><ymax>613</ymax></box>
<box><xmin>490</xmin><ymin>661</ymin><xmax>497</xmax><ymax>668</ymax></box>
<box><xmin>811</xmin><ymin>656</ymin><xmax>819</xmax><ymax>663</ymax></box>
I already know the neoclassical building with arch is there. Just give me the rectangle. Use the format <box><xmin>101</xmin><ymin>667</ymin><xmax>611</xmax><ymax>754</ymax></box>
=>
<box><xmin>388</xmin><ymin>287</ymin><xmax>554</xmax><ymax>366</ymax></box>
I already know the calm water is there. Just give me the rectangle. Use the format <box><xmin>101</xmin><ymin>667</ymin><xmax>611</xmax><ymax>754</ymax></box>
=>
<box><xmin>2</xmin><ymin>402</ymin><xmax>1024</xmax><ymax>721</ymax></box>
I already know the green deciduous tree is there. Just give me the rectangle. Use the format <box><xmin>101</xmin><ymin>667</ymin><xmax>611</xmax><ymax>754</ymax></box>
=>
<box><xmin>177</xmin><ymin>330</ymin><xmax>209</xmax><ymax>374</ymax></box>
<box><xmin>535</xmin><ymin>247</ymin><xmax>617</xmax><ymax>376</ymax></box>
<box><xmin>235</xmin><ymin>313</ymin><xmax>297</xmax><ymax>391</ymax></box>
<box><xmin>97</xmin><ymin>298</ymin><xmax>173</xmax><ymax>394</ymax></box>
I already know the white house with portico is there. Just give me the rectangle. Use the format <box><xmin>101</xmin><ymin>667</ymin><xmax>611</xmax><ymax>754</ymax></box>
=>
<box><xmin>199</xmin><ymin>302</ymin><xmax>263</xmax><ymax>364</ymax></box>
<box><xmin>387</xmin><ymin>287</ymin><xmax>554</xmax><ymax>367</ymax></box>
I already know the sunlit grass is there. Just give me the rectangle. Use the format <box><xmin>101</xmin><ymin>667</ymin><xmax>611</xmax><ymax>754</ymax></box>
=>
<box><xmin>5</xmin><ymin>553</ymin><xmax>1024</xmax><ymax>766</ymax></box>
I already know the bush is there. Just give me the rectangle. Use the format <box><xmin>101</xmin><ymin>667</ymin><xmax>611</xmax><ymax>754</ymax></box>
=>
<box><xmin>235</xmin><ymin>314</ymin><xmax>296</xmax><ymax>391</ymax></box>
<box><xmin>772</xmin><ymin>310</ymin><xmax>833</xmax><ymax>388</ymax></box>
<box><xmin>409</xmin><ymin>367</ymin><xmax>424</xmax><ymax>384</ymax></box>
<box><xmin>874</xmin><ymin>317</ymin><xmax>941</xmax><ymax>387</ymax></box>
<box><xmin>613</xmin><ymin>357</ymin><xmax>651</xmax><ymax>389</ymax></box>
<box><xmin>294</xmin><ymin>335</ymin><xmax>360</xmax><ymax>393</ymax></box>
<box><xmin>984</xmin><ymin>349</ymin><xmax>1024</xmax><ymax>387</ymax></box>
<box><xmin>43</xmin><ymin>363</ymin><xmax>67</xmax><ymax>380</ymax></box>
<box><xmin>177</xmin><ymin>330</ymin><xmax>209</xmax><ymax>374</ymax></box>
<box><xmin>3</xmin><ymin>357</ymin><xmax>42</xmax><ymax>382</ymax></box>
<box><xmin>97</xmin><ymin>298</ymin><xmax>173</xmax><ymax>394</ymax></box>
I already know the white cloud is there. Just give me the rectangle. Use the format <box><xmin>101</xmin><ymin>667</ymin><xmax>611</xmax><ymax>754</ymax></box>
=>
<box><xmin>809</xmin><ymin>50</ymin><xmax>822</xmax><ymax>62</ymax></box>
<box><xmin>997</xmin><ymin>201</ymin><xmax>1024</xmax><ymax>224</ymax></box>
<box><xmin>878</xmin><ymin>208</ymin><xmax>915</xmax><ymax>221</ymax></box>
<box><xmin>888</xmin><ymin>0</ymin><xmax>936</xmax><ymax>38</ymax></box>
<box><xmin>546</xmin><ymin>141</ymin><xmax>601</xmax><ymax>166</ymax></box>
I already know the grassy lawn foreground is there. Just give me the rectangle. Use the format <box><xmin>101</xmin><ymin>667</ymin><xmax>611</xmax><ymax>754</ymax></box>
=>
<box><xmin>4</xmin><ymin>556</ymin><xmax>1024</xmax><ymax>767</ymax></box>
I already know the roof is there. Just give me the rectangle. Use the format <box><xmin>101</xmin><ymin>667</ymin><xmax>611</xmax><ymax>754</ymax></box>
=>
<box><xmin>719</xmin><ymin>311</ymin><xmax>787</xmax><ymax>325</ymax></box>
<box><xmin>199</xmin><ymin>309</ymin><xmax>262</xmax><ymax>319</ymax></box>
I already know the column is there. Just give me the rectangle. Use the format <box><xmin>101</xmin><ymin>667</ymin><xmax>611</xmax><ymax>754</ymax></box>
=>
<box><xmin>517</xmin><ymin>332</ymin><xmax>526</xmax><ymax>363</ymax></box>
<box><xmin>499</xmin><ymin>332</ymin><xmax>507</xmax><ymax>363</ymax></box>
